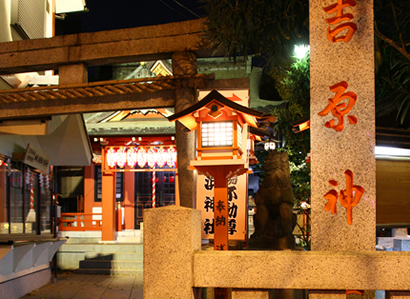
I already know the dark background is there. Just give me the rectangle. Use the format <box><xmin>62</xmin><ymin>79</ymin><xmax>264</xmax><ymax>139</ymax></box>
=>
<box><xmin>56</xmin><ymin>0</ymin><xmax>205</xmax><ymax>35</ymax></box>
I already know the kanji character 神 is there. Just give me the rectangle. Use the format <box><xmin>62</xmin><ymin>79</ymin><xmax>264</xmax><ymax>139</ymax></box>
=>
<box><xmin>323</xmin><ymin>169</ymin><xmax>365</xmax><ymax>225</ymax></box>
<box><xmin>318</xmin><ymin>81</ymin><xmax>358</xmax><ymax>132</ymax></box>
<box><xmin>324</xmin><ymin>0</ymin><xmax>357</xmax><ymax>43</ymax></box>
<box><xmin>204</xmin><ymin>196</ymin><xmax>214</xmax><ymax>212</ymax></box>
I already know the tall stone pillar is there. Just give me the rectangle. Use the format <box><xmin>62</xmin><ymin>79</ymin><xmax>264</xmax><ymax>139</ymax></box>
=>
<box><xmin>172</xmin><ymin>51</ymin><xmax>197</xmax><ymax>208</ymax></box>
<box><xmin>310</xmin><ymin>0</ymin><xmax>375</xmax><ymax>297</ymax></box>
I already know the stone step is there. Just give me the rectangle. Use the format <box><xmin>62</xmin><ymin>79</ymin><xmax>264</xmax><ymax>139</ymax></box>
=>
<box><xmin>84</xmin><ymin>252</ymin><xmax>143</xmax><ymax>261</ymax></box>
<box><xmin>60</xmin><ymin>243</ymin><xmax>143</xmax><ymax>253</ymax></box>
<box><xmin>79</xmin><ymin>260</ymin><xmax>143</xmax><ymax>270</ymax></box>
<box><xmin>73</xmin><ymin>268</ymin><xmax>143</xmax><ymax>275</ymax></box>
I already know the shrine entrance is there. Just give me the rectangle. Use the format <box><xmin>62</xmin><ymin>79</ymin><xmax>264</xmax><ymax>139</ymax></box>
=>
<box><xmin>134</xmin><ymin>170</ymin><xmax>176</xmax><ymax>229</ymax></box>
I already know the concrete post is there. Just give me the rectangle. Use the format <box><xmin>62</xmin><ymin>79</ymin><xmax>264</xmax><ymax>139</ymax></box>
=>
<box><xmin>172</xmin><ymin>51</ymin><xmax>197</xmax><ymax>208</ymax></box>
<box><xmin>58</xmin><ymin>63</ymin><xmax>88</xmax><ymax>85</ymax></box>
<box><xmin>143</xmin><ymin>205</ymin><xmax>201</xmax><ymax>299</ymax></box>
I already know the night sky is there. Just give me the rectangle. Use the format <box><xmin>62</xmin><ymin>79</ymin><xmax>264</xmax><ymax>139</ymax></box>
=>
<box><xmin>56</xmin><ymin>0</ymin><xmax>206</xmax><ymax>35</ymax></box>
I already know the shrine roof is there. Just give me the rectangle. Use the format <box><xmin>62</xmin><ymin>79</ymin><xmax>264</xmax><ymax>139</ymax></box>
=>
<box><xmin>168</xmin><ymin>89</ymin><xmax>265</xmax><ymax>131</ymax></box>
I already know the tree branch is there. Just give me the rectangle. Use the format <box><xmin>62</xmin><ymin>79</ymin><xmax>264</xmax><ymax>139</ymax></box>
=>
<box><xmin>374</xmin><ymin>25</ymin><xmax>410</xmax><ymax>62</ymax></box>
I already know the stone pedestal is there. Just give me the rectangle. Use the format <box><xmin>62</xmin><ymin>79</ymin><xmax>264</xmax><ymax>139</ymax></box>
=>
<box><xmin>143</xmin><ymin>206</ymin><xmax>201</xmax><ymax>299</ymax></box>
<box><xmin>172</xmin><ymin>51</ymin><xmax>197</xmax><ymax>208</ymax></box>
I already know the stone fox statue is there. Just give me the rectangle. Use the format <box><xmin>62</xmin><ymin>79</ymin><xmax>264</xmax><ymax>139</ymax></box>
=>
<box><xmin>250</xmin><ymin>151</ymin><xmax>296</xmax><ymax>249</ymax></box>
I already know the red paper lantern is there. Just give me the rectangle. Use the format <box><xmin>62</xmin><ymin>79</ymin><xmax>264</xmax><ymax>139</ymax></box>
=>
<box><xmin>116</xmin><ymin>147</ymin><xmax>127</xmax><ymax>168</ymax></box>
<box><xmin>148</xmin><ymin>148</ymin><xmax>157</xmax><ymax>168</ymax></box>
<box><xmin>106</xmin><ymin>148</ymin><xmax>117</xmax><ymax>168</ymax></box>
<box><xmin>127</xmin><ymin>147</ymin><xmax>137</xmax><ymax>168</ymax></box>
<box><xmin>167</xmin><ymin>147</ymin><xmax>177</xmax><ymax>167</ymax></box>
<box><xmin>156</xmin><ymin>147</ymin><xmax>167</xmax><ymax>168</ymax></box>
<box><xmin>137</xmin><ymin>148</ymin><xmax>147</xmax><ymax>168</ymax></box>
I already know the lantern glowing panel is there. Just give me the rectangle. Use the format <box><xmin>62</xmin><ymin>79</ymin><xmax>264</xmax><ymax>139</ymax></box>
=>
<box><xmin>156</xmin><ymin>148</ymin><xmax>167</xmax><ymax>168</ymax></box>
<box><xmin>116</xmin><ymin>148</ymin><xmax>127</xmax><ymax>168</ymax></box>
<box><xmin>106</xmin><ymin>148</ymin><xmax>117</xmax><ymax>168</ymax></box>
<box><xmin>167</xmin><ymin>147</ymin><xmax>177</xmax><ymax>167</ymax></box>
<box><xmin>105</xmin><ymin>146</ymin><xmax>177</xmax><ymax>169</ymax></box>
<box><xmin>127</xmin><ymin>148</ymin><xmax>137</xmax><ymax>168</ymax></box>
<box><xmin>147</xmin><ymin>148</ymin><xmax>157</xmax><ymax>168</ymax></box>
<box><xmin>137</xmin><ymin>148</ymin><xmax>147</xmax><ymax>168</ymax></box>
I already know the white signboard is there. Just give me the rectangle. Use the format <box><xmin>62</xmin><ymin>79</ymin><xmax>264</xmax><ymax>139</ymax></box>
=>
<box><xmin>23</xmin><ymin>144</ymin><xmax>50</xmax><ymax>173</ymax></box>
<box><xmin>197</xmin><ymin>174</ymin><xmax>247</xmax><ymax>240</ymax></box>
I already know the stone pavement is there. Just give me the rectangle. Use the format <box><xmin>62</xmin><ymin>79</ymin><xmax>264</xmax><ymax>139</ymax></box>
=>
<box><xmin>20</xmin><ymin>272</ymin><xmax>143</xmax><ymax>299</ymax></box>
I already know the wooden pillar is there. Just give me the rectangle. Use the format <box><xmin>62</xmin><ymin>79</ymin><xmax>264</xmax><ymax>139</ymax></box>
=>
<box><xmin>172</xmin><ymin>51</ymin><xmax>197</xmax><ymax>208</ymax></box>
<box><xmin>83</xmin><ymin>164</ymin><xmax>95</xmax><ymax>228</ymax></box>
<box><xmin>310</xmin><ymin>0</ymin><xmax>375</xmax><ymax>297</ymax></box>
<box><xmin>213</xmin><ymin>169</ymin><xmax>229</xmax><ymax>251</ymax></box>
<box><xmin>123</xmin><ymin>171</ymin><xmax>135</xmax><ymax>229</ymax></box>
<box><xmin>102</xmin><ymin>172</ymin><xmax>116</xmax><ymax>241</ymax></box>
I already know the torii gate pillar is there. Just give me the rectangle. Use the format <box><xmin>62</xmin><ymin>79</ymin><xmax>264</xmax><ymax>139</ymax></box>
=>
<box><xmin>172</xmin><ymin>51</ymin><xmax>197</xmax><ymax>208</ymax></box>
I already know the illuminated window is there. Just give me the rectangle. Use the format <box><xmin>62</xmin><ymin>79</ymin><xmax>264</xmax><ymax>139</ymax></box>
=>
<box><xmin>201</xmin><ymin>122</ymin><xmax>233</xmax><ymax>147</ymax></box>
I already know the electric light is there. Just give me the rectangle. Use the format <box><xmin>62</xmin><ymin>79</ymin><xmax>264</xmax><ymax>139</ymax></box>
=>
<box><xmin>294</xmin><ymin>45</ymin><xmax>310</xmax><ymax>59</ymax></box>
<box><xmin>264</xmin><ymin>141</ymin><xmax>276</xmax><ymax>151</ymax></box>
<box><xmin>375</xmin><ymin>146</ymin><xmax>410</xmax><ymax>157</ymax></box>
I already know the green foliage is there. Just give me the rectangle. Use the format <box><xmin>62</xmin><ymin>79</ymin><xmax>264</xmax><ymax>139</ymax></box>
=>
<box><xmin>272</xmin><ymin>54</ymin><xmax>311</xmax><ymax>212</ymax></box>
<box><xmin>272</xmin><ymin>54</ymin><xmax>310</xmax><ymax>154</ymax></box>
<box><xmin>375</xmin><ymin>0</ymin><xmax>410</xmax><ymax>124</ymax></box>
<box><xmin>200</xmin><ymin>0</ymin><xmax>309</xmax><ymax>69</ymax></box>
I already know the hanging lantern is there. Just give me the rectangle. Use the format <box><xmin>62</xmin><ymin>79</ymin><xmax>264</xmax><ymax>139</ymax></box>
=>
<box><xmin>116</xmin><ymin>147</ymin><xmax>127</xmax><ymax>168</ymax></box>
<box><xmin>137</xmin><ymin>148</ymin><xmax>147</xmax><ymax>168</ymax></box>
<box><xmin>148</xmin><ymin>148</ymin><xmax>157</xmax><ymax>168</ymax></box>
<box><xmin>167</xmin><ymin>147</ymin><xmax>177</xmax><ymax>168</ymax></box>
<box><xmin>127</xmin><ymin>147</ymin><xmax>137</xmax><ymax>168</ymax></box>
<box><xmin>25</xmin><ymin>168</ymin><xmax>31</xmax><ymax>185</ymax></box>
<box><xmin>39</xmin><ymin>173</ymin><xmax>44</xmax><ymax>188</ymax></box>
<box><xmin>106</xmin><ymin>148</ymin><xmax>117</xmax><ymax>168</ymax></box>
<box><xmin>45</xmin><ymin>174</ymin><xmax>50</xmax><ymax>189</ymax></box>
<box><xmin>156</xmin><ymin>147</ymin><xmax>167</xmax><ymax>168</ymax></box>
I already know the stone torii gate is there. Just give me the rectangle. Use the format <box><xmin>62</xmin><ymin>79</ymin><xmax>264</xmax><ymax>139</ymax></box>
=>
<box><xmin>0</xmin><ymin>18</ymin><xmax>247</xmax><ymax>241</ymax></box>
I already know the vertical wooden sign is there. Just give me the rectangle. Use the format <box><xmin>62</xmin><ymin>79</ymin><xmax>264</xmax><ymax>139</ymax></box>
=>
<box><xmin>310</xmin><ymin>0</ymin><xmax>376</xmax><ymax>253</ymax></box>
